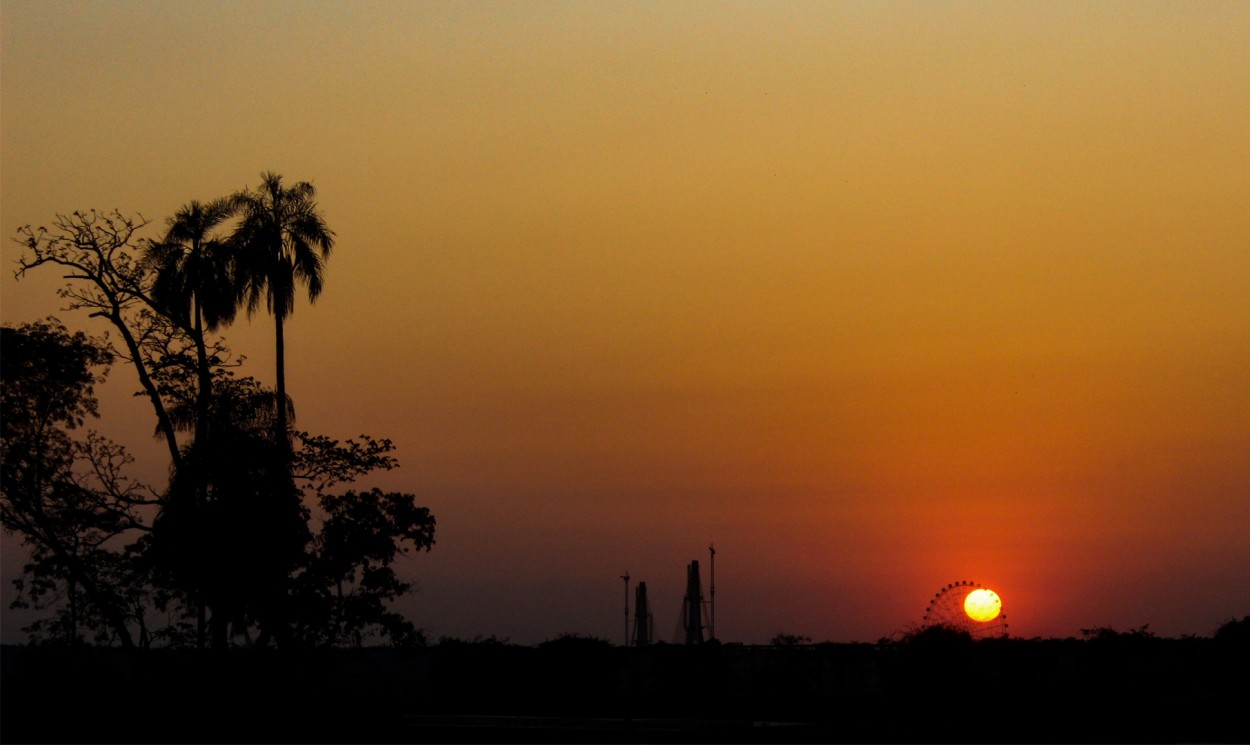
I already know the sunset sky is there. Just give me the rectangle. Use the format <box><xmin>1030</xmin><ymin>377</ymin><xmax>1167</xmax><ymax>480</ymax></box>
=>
<box><xmin>2</xmin><ymin>0</ymin><xmax>1248</xmax><ymax>645</ymax></box>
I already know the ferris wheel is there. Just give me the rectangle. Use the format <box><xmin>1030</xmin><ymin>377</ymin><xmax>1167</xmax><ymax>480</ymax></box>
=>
<box><xmin>922</xmin><ymin>580</ymin><xmax>1009</xmax><ymax>639</ymax></box>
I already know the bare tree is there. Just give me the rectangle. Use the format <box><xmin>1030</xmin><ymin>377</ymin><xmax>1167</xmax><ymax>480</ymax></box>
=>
<box><xmin>14</xmin><ymin>211</ymin><xmax>182</xmax><ymax>468</ymax></box>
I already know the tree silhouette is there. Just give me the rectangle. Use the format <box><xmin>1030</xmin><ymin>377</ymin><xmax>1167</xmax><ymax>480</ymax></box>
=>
<box><xmin>147</xmin><ymin>370</ymin><xmax>306</xmax><ymax>648</ymax></box>
<box><xmin>230</xmin><ymin>172</ymin><xmax>334</xmax><ymax>453</ymax></box>
<box><xmin>289</xmin><ymin>431</ymin><xmax>435</xmax><ymax>647</ymax></box>
<box><xmin>144</xmin><ymin>198</ymin><xmax>242</xmax><ymax>647</ymax></box>
<box><xmin>292</xmin><ymin>486</ymin><xmax>435</xmax><ymax>647</ymax></box>
<box><xmin>14</xmin><ymin>211</ymin><xmax>183</xmax><ymax>467</ymax></box>
<box><xmin>1</xmin><ymin>320</ymin><xmax>156</xmax><ymax>648</ymax></box>
<box><xmin>145</xmin><ymin>198</ymin><xmax>242</xmax><ymax>434</ymax></box>
<box><xmin>11</xmin><ymin>190</ymin><xmax>435</xmax><ymax>651</ymax></box>
<box><xmin>146</xmin><ymin>200</ymin><xmax>241</xmax><ymax>335</ymax></box>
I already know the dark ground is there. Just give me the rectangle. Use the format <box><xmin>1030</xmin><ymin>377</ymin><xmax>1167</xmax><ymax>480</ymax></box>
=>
<box><xmin>2</xmin><ymin>633</ymin><xmax>1247</xmax><ymax>744</ymax></box>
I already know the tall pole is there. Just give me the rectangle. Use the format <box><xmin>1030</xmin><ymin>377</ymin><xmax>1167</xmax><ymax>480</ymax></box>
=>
<box><xmin>709</xmin><ymin>543</ymin><xmax>716</xmax><ymax>641</ymax></box>
<box><xmin>621</xmin><ymin>572</ymin><xmax>630</xmax><ymax>647</ymax></box>
<box><xmin>633</xmin><ymin>582</ymin><xmax>651</xmax><ymax>646</ymax></box>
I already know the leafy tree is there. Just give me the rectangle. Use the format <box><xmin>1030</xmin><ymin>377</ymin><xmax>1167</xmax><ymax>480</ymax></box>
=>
<box><xmin>902</xmin><ymin>624</ymin><xmax>974</xmax><ymax>646</ymax></box>
<box><xmin>539</xmin><ymin>632</ymin><xmax>612</xmax><ymax>649</ymax></box>
<box><xmin>230</xmin><ymin>172</ymin><xmax>335</xmax><ymax>452</ymax></box>
<box><xmin>292</xmin><ymin>488</ymin><xmax>434</xmax><ymax>647</ymax></box>
<box><xmin>770</xmin><ymin>632</ymin><xmax>812</xmax><ymax>646</ymax></box>
<box><xmin>1079</xmin><ymin>624</ymin><xmax>1156</xmax><ymax>641</ymax></box>
<box><xmin>1214</xmin><ymin>616</ymin><xmax>1249</xmax><ymax>645</ymax></box>
<box><xmin>139</xmin><ymin>369</ymin><xmax>306</xmax><ymax>648</ymax></box>
<box><xmin>290</xmin><ymin>434</ymin><xmax>435</xmax><ymax>647</ymax></box>
<box><xmin>1</xmin><ymin>320</ymin><xmax>157</xmax><ymax>647</ymax></box>
<box><xmin>146</xmin><ymin>371</ymin><xmax>433</xmax><ymax>649</ymax></box>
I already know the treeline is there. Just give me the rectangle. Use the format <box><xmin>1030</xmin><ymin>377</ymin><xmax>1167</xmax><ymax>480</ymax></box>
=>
<box><xmin>1</xmin><ymin>173</ymin><xmax>435</xmax><ymax>651</ymax></box>
<box><xmin>2</xmin><ymin>626</ymin><xmax>1247</xmax><ymax>743</ymax></box>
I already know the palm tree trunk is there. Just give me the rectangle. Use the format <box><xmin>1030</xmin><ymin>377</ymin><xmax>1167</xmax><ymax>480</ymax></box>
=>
<box><xmin>275</xmin><ymin>311</ymin><xmax>288</xmax><ymax>453</ymax></box>
<box><xmin>193</xmin><ymin>300</ymin><xmax>210</xmax><ymax>651</ymax></box>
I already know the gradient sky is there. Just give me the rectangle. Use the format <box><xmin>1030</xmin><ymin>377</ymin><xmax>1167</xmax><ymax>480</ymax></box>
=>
<box><xmin>2</xmin><ymin>0</ymin><xmax>1248</xmax><ymax>645</ymax></box>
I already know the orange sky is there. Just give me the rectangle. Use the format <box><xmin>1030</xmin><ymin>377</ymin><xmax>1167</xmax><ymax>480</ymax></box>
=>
<box><xmin>3</xmin><ymin>0</ymin><xmax>1248</xmax><ymax>644</ymax></box>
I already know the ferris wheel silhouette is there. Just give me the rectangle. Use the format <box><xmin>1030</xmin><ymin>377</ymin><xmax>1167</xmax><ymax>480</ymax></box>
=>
<box><xmin>921</xmin><ymin>580</ymin><xmax>1009</xmax><ymax>639</ymax></box>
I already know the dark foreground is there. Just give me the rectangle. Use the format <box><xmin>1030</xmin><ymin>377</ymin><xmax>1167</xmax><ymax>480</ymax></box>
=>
<box><xmin>2</xmin><ymin>634</ymin><xmax>1247</xmax><ymax>744</ymax></box>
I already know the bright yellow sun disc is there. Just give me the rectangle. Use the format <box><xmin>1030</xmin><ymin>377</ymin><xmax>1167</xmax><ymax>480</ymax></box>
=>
<box><xmin>964</xmin><ymin>588</ymin><xmax>1002</xmax><ymax>622</ymax></box>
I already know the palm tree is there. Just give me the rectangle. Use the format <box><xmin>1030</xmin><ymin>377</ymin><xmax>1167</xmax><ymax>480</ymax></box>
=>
<box><xmin>145</xmin><ymin>199</ymin><xmax>241</xmax><ymax>435</ymax></box>
<box><xmin>230</xmin><ymin>172</ymin><xmax>334</xmax><ymax>453</ymax></box>
<box><xmin>147</xmin><ymin>199</ymin><xmax>240</xmax><ymax>335</ymax></box>
<box><xmin>143</xmin><ymin>197</ymin><xmax>240</xmax><ymax>648</ymax></box>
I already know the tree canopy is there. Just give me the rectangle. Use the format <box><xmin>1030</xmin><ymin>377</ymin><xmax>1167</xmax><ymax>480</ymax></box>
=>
<box><xmin>4</xmin><ymin>176</ymin><xmax>434</xmax><ymax>650</ymax></box>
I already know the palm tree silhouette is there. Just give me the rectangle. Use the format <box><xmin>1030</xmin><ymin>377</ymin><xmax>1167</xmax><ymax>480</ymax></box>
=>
<box><xmin>230</xmin><ymin>172</ymin><xmax>334</xmax><ymax>453</ymax></box>
<box><xmin>143</xmin><ymin>197</ymin><xmax>241</xmax><ymax>648</ymax></box>
<box><xmin>145</xmin><ymin>198</ymin><xmax>241</xmax><ymax>431</ymax></box>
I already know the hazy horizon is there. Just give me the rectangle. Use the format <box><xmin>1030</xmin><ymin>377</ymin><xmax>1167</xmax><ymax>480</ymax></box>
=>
<box><xmin>2</xmin><ymin>0</ymin><xmax>1248</xmax><ymax>646</ymax></box>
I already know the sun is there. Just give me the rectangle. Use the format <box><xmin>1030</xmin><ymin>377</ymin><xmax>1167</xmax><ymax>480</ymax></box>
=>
<box><xmin>964</xmin><ymin>588</ymin><xmax>1002</xmax><ymax>622</ymax></box>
